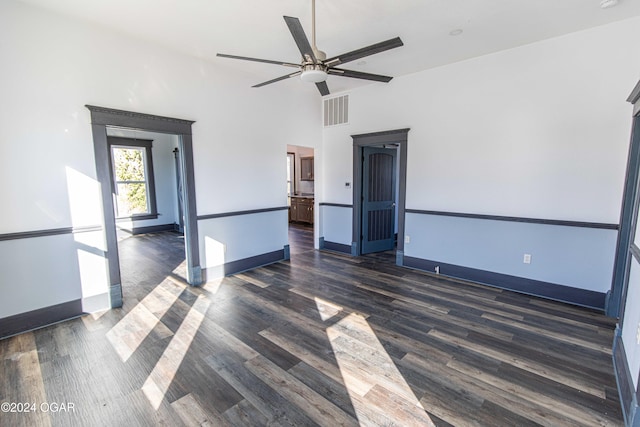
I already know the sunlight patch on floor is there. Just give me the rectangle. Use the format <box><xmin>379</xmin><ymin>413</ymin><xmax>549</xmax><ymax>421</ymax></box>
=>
<box><xmin>326</xmin><ymin>312</ymin><xmax>435</xmax><ymax>426</ymax></box>
<box><xmin>202</xmin><ymin>277</ymin><xmax>224</xmax><ymax>294</ymax></box>
<box><xmin>106</xmin><ymin>278</ymin><xmax>183</xmax><ymax>362</ymax></box>
<box><xmin>171</xmin><ymin>260</ymin><xmax>189</xmax><ymax>285</ymax></box>
<box><xmin>87</xmin><ymin>309</ymin><xmax>109</xmax><ymax>320</ymax></box>
<box><xmin>314</xmin><ymin>296</ymin><xmax>343</xmax><ymax>321</ymax></box>
<box><xmin>142</xmin><ymin>295</ymin><xmax>210</xmax><ymax>410</ymax></box>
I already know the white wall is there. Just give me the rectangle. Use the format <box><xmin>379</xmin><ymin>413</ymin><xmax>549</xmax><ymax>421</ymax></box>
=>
<box><xmin>323</xmin><ymin>18</ymin><xmax>640</xmax><ymax>221</ymax></box>
<box><xmin>0</xmin><ymin>0</ymin><xmax>321</xmax><ymax>318</ymax></box>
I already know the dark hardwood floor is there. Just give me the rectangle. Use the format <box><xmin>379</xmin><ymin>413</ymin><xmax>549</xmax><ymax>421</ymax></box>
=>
<box><xmin>0</xmin><ymin>228</ymin><xmax>623</xmax><ymax>426</ymax></box>
<box><xmin>288</xmin><ymin>223</ymin><xmax>314</xmax><ymax>256</ymax></box>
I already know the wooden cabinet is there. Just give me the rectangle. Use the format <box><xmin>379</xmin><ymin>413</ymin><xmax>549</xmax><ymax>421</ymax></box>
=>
<box><xmin>300</xmin><ymin>157</ymin><xmax>314</xmax><ymax>181</ymax></box>
<box><xmin>290</xmin><ymin>197</ymin><xmax>314</xmax><ymax>224</ymax></box>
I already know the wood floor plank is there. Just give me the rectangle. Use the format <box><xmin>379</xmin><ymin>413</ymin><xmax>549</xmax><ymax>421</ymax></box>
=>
<box><xmin>171</xmin><ymin>393</ymin><xmax>230</xmax><ymax>427</ymax></box>
<box><xmin>362</xmin><ymin>384</ymin><xmax>436</xmax><ymax>427</ymax></box>
<box><xmin>481</xmin><ymin>312</ymin><xmax>612</xmax><ymax>353</ymax></box>
<box><xmin>245</xmin><ymin>355</ymin><xmax>358</xmax><ymax>427</ymax></box>
<box><xmin>222</xmin><ymin>398</ymin><xmax>270</xmax><ymax>426</ymax></box>
<box><xmin>428</xmin><ymin>328</ymin><xmax>607</xmax><ymax>399</ymax></box>
<box><xmin>258</xmin><ymin>328</ymin><xmax>366</xmax><ymax>395</ymax></box>
<box><xmin>204</xmin><ymin>350</ymin><xmax>319</xmax><ymax>426</ymax></box>
<box><xmin>0</xmin><ymin>333</ymin><xmax>51</xmax><ymax>427</ymax></box>
<box><xmin>398</xmin><ymin>355</ymin><xmax>554</xmax><ymax>426</ymax></box>
<box><xmin>446</xmin><ymin>358</ymin><xmax>618</xmax><ymax>426</ymax></box>
<box><xmin>287</xmin><ymin>361</ymin><xmax>358</xmax><ymax>419</ymax></box>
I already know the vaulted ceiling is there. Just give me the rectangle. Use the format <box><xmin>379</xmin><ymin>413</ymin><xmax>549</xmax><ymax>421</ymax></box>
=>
<box><xmin>18</xmin><ymin>0</ymin><xmax>640</xmax><ymax>94</ymax></box>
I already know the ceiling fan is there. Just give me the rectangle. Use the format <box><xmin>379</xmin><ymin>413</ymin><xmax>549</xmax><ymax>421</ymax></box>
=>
<box><xmin>216</xmin><ymin>0</ymin><xmax>403</xmax><ymax>96</ymax></box>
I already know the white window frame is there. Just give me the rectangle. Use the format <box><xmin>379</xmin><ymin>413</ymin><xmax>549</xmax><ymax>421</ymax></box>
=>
<box><xmin>107</xmin><ymin>137</ymin><xmax>158</xmax><ymax>220</ymax></box>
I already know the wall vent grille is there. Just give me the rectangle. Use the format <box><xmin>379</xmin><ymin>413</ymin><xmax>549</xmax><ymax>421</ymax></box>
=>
<box><xmin>324</xmin><ymin>95</ymin><xmax>349</xmax><ymax>127</ymax></box>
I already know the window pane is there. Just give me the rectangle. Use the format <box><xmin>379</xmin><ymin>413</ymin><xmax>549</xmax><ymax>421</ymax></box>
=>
<box><xmin>113</xmin><ymin>147</ymin><xmax>146</xmax><ymax>181</ymax></box>
<box><xmin>287</xmin><ymin>153</ymin><xmax>294</xmax><ymax>196</ymax></box>
<box><xmin>116</xmin><ymin>183</ymin><xmax>148</xmax><ymax>216</ymax></box>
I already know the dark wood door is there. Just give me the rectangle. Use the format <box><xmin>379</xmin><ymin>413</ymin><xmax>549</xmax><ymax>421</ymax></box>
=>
<box><xmin>361</xmin><ymin>147</ymin><xmax>396</xmax><ymax>254</ymax></box>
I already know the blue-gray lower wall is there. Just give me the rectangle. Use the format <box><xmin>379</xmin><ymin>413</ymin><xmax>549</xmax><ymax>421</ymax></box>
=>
<box><xmin>0</xmin><ymin>229</ymin><xmax>110</xmax><ymax>319</ymax></box>
<box><xmin>0</xmin><ymin>227</ymin><xmax>111</xmax><ymax>339</ymax></box>
<box><xmin>319</xmin><ymin>237</ymin><xmax>352</xmax><ymax>255</ymax></box>
<box><xmin>320</xmin><ymin>204</ymin><xmax>353</xmax><ymax>246</ymax></box>
<box><xmin>197</xmin><ymin>207</ymin><xmax>289</xmax><ymax>281</ymax></box>
<box><xmin>322</xmin><ymin>205</ymin><xmax>618</xmax><ymax>309</ymax></box>
<box><xmin>403</xmin><ymin>255</ymin><xmax>606</xmax><ymax>309</ymax></box>
<box><xmin>202</xmin><ymin>248</ymin><xmax>287</xmax><ymax>279</ymax></box>
<box><xmin>404</xmin><ymin>212</ymin><xmax>617</xmax><ymax>297</ymax></box>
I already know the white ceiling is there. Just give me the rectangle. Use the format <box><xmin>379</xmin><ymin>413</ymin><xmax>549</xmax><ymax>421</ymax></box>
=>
<box><xmin>18</xmin><ymin>0</ymin><xmax>640</xmax><ymax>95</ymax></box>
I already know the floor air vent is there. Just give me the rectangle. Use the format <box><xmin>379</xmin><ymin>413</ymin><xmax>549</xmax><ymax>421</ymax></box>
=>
<box><xmin>324</xmin><ymin>94</ymin><xmax>349</xmax><ymax>127</ymax></box>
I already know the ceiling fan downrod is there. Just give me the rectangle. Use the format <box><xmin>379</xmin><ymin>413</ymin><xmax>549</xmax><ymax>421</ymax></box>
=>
<box><xmin>310</xmin><ymin>0</ymin><xmax>326</xmax><ymax>61</ymax></box>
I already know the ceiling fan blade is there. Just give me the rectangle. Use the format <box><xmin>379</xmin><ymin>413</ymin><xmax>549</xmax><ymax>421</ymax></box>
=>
<box><xmin>316</xmin><ymin>81</ymin><xmax>330</xmax><ymax>96</ymax></box>
<box><xmin>328</xmin><ymin>68</ymin><xmax>393</xmax><ymax>83</ymax></box>
<box><xmin>252</xmin><ymin>71</ymin><xmax>302</xmax><ymax>88</ymax></box>
<box><xmin>217</xmin><ymin>53</ymin><xmax>299</xmax><ymax>68</ymax></box>
<box><xmin>324</xmin><ymin>37</ymin><xmax>403</xmax><ymax>67</ymax></box>
<box><xmin>283</xmin><ymin>16</ymin><xmax>317</xmax><ymax>63</ymax></box>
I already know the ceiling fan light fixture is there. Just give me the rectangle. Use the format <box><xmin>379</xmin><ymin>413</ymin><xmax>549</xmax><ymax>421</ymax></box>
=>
<box><xmin>300</xmin><ymin>64</ymin><xmax>328</xmax><ymax>83</ymax></box>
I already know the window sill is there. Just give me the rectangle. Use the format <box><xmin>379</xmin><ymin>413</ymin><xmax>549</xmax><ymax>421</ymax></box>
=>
<box><xmin>116</xmin><ymin>213</ymin><xmax>159</xmax><ymax>222</ymax></box>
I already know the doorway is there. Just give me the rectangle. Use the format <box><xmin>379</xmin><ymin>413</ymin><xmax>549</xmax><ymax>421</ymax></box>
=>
<box><xmin>287</xmin><ymin>144</ymin><xmax>315</xmax><ymax>255</ymax></box>
<box><xmin>106</xmin><ymin>128</ymin><xmax>186</xmax><ymax>286</ymax></box>
<box><xmin>87</xmin><ymin>105</ymin><xmax>201</xmax><ymax>309</ymax></box>
<box><xmin>352</xmin><ymin>129</ymin><xmax>409</xmax><ymax>263</ymax></box>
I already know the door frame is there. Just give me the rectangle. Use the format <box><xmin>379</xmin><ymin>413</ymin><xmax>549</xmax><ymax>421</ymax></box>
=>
<box><xmin>609</xmin><ymin>82</ymin><xmax>640</xmax><ymax>318</ymax></box>
<box><xmin>86</xmin><ymin>105</ymin><xmax>202</xmax><ymax>309</ymax></box>
<box><xmin>352</xmin><ymin>128</ymin><xmax>409</xmax><ymax>263</ymax></box>
<box><xmin>610</xmin><ymin>79</ymin><xmax>640</xmax><ymax>427</ymax></box>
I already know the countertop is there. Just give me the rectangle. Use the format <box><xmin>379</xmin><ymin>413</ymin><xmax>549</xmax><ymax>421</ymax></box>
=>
<box><xmin>290</xmin><ymin>194</ymin><xmax>315</xmax><ymax>199</ymax></box>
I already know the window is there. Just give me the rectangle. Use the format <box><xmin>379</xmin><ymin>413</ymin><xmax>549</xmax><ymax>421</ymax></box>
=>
<box><xmin>287</xmin><ymin>152</ymin><xmax>295</xmax><ymax>198</ymax></box>
<box><xmin>108</xmin><ymin>137</ymin><xmax>157</xmax><ymax>219</ymax></box>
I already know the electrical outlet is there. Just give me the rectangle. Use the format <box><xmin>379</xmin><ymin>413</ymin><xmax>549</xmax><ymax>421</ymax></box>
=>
<box><xmin>405</xmin><ymin>235</ymin><xmax>410</xmax><ymax>244</ymax></box>
<box><xmin>637</xmin><ymin>322</ymin><xmax>640</xmax><ymax>345</ymax></box>
<box><xmin>523</xmin><ymin>254</ymin><xmax>531</xmax><ymax>264</ymax></box>
<box><xmin>435</xmin><ymin>266</ymin><xmax>440</xmax><ymax>274</ymax></box>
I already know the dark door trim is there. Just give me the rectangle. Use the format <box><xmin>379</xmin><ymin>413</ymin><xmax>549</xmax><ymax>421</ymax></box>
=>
<box><xmin>86</xmin><ymin>105</ymin><xmax>201</xmax><ymax>308</ymax></box>
<box><xmin>611</xmin><ymin>80</ymin><xmax>640</xmax><ymax>427</ymax></box>
<box><xmin>352</xmin><ymin>128</ymin><xmax>409</xmax><ymax>263</ymax></box>
<box><xmin>609</xmin><ymin>82</ymin><xmax>640</xmax><ymax>318</ymax></box>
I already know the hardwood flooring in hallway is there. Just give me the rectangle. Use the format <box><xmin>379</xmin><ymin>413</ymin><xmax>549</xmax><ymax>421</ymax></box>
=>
<box><xmin>0</xmin><ymin>229</ymin><xmax>623</xmax><ymax>426</ymax></box>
